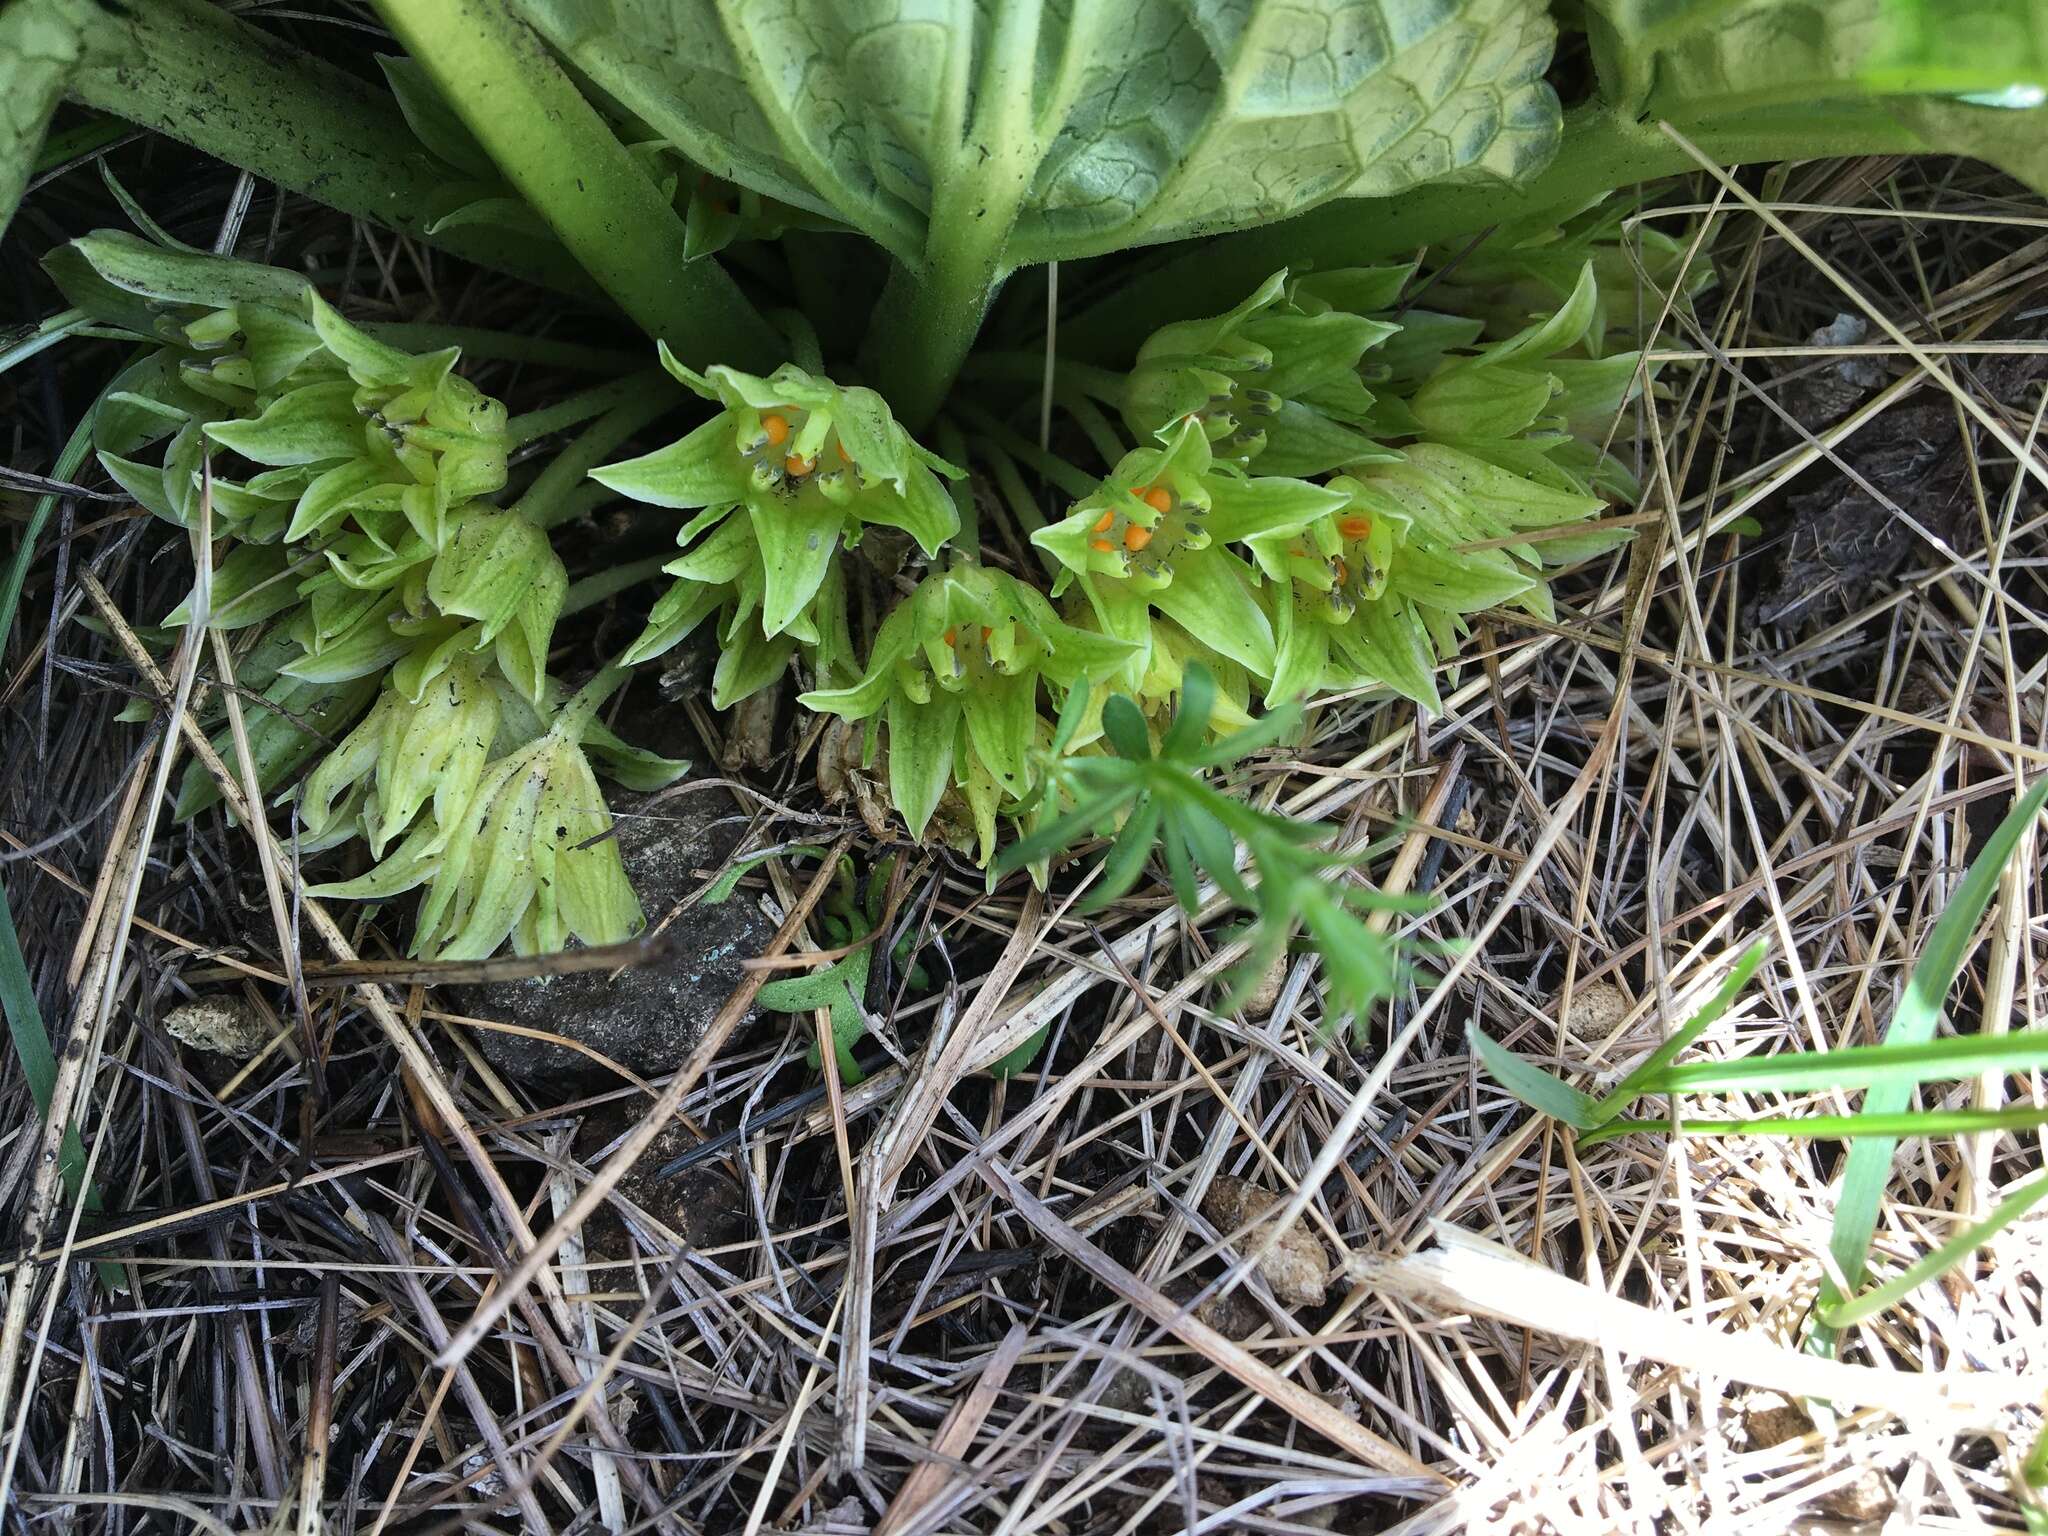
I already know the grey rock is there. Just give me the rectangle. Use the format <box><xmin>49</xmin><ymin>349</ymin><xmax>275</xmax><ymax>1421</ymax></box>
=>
<box><xmin>457</xmin><ymin>786</ymin><xmax>774</xmax><ymax>1087</ymax></box>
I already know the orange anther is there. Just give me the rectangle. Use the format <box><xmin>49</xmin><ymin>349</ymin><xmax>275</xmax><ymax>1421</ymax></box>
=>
<box><xmin>981</xmin><ymin>626</ymin><xmax>993</xmax><ymax>642</ymax></box>
<box><xmin>943</xmin><ymin>627</ymin><xmax>958</xmax><ymax>646</ymax></box>
<box><xmin>760</xmin><ymin>413</ymin><xmax>790</xmax><ymax>447</ymax></box>
<box><xmin>1123</xmin><ymin>523</ymin><xmax>1153</xmax><ymax>552</ymax></box>
<box><xmin>1337</xmin><ymin>515</ymin><xmax>1372</xmax><ymax>540</ymax></box>
<box><xmin>783</xmin><ymin>453</ymin><xmax>814</xmax><ymax>477</ymax></box>
<box><xmin>1333</xmin><ymin>558</ymin><xmax>1349</xmax><ymax>584</ymax></box>
<box><xmin>1141</xmin><ymin>485</ymin><xmax>1173</xmax><ymax>514</ymax></box>
<box><xmin>1089</xmin><ymin>538</ymin><xmax>1115</xmax><ymax>553</ymax></box>
<box><xmin>1091</xmin><ymin>509</ymin><xmax>1115</xmax><ymax>534</ymax></box>
<box><xmin>835</xmin><ymin>441</ymin><xmax>851</xmax><ymax>463</ymax></box>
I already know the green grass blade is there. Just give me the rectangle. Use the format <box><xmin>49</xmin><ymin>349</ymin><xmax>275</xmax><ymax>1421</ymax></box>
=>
<box><xmin>1591</xmin><ymin>941</ymin><xmax>1767</xmax><ymax>1126</ymax></box>
<box><xmin>0</xmin><ymin>411</ymin><xmax>115</xmax><ymax>1280</ymax></box>
<box><xmin>1468</xmin><ymin>1019</ymin><xmax>1605</xmax><ymax>1131</ymax></box>
<box><xmin>1818</xmin><ymin>1171</ymin><xmax>2048</xmax><ymax>1330</ymax></box>
<box><xmin>1808</xmin><ymin>775</ymin><xmax>2048</xmax><ymax>1358</ymax></box>
<box><xmin>1580</xmin><ymin>1102</ymin><xmax>2048</xmax><ymax>1149</ymax></box>
<box><xmin>1645</xmin><ymin>1028</ymin><xmax>2048</xmax><ymax>1097</ymax></box>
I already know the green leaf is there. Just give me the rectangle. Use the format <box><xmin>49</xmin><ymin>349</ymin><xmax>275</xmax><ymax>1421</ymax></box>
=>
<box><xmin>747</xmin><ymin>495</ymin><xmax>844</xmax><ymax>638</ymax></box>
<box><xmin>1468</xmin><ymin>1018</ymin><xmax>1605</xmax><ymax>1130</ymax></box>
<box><xmin>1807</xmin><ymin>775</ymin><xmax>2048</xmax><ymax>1357</ymax></box>
<box><xmin>515</xmin><ymin>0</ymin><xmax>1565</xmax><ymax>270</ymax></box>
<box><xmin>1</xmin><ymin>0</ymin><xmax>95</xmax><ymax>239</ymax></box>
<box><xmin>1084</xmin><ymin>800</ymin><xmax>1164</xmax><ymax>913</ymax></box>
<box><xmin>886</xmin><ymin>687</ymin><xmax>961</xmax><ymax>840</ymax></box>
<box><xmin>165</xmin><ymin>544</ymin><xmax>299</xmax><ymax>631</ymax></box>
<box><xmin>1590</xmin><ymin>941</ymin><xmax>1765</xmax><ymax>1123</ymax></box>
<box><xmin>592</xmin><ymin>417</ymin><xmax>749</xmax><ymax>509</ymax></box>
<box><xmin>1101</xmin><ymin>696</ymin><xmax>1152</xmax><ymax>762</ymax></box>
<box><xmin>426</xmin><ymin>509</ymin><xmax>563</xmax><ymax>645</ymax></box>
<box><xmin>1149</xmin><ymin>552</ymin><xmax>1275</xmax><ymax>677</ymax></box>
<box><xmin>1818</xmin><ymin>1170</ymin><xmax>2048</xmax><ymax>1330</ymax></box>
<box><xmin>43</xmin><ymin>229</ymin><xmax>311</xmax><ymax>334</ymax></box>
<box><xmin>204</xmin><ymin>380</ymin><xmax>363</xmax><ymax>467</ymax></box>
<box><xmin>1586</xmin><ymin>0</ymin><xmax>2048</xmax><ymax>120</ymax></box>
<box><xmin>703</xmin><ymin>844</ymin><xmax>829</xmax><ymax>905</ymax></box>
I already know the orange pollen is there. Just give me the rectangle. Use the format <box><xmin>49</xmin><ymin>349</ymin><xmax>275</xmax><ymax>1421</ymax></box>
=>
<box><xmin>1091</xmin><ymin>509</ymin><xmax>1115</xmax><ymax>534</ymax></box>
<box><xmin>1337</xmin><ymin>516</ymin><xmax>1372</xmax><ymax>540</ymax></box>
<box><xmin>760</xmin><ymin>413</ymin><xmax>790</xmax><ymax>447</ymax></box>
<box><xmin>1141</xmin><ymin>485</ymin><xmax>1173</xmax><ymax>514</ymax></box>
<box><xmin>943</xmin><ymin>627</ymin><xmax>958</xmax><ymax>646</ymax></box>
<box><xmin>1123</xmin><ymin>523</ymin><xmax>1153</xmax><ymax>552</ymax></box>
<box><xmin>1089</xmin><ymin>537</ymin><xmax>1115</xmax><ymax>553</ymax></box>
<box><xmin>981</xmin><ymin>626</ymin><xmax>993</xmax><ymax>642</ymax></box>
<box><xmin>835</xmin><ymin>441</ymin><xmax>851</xmax><ymax>464</ymax></box>
<box><xmin>783</xmin><ymin>453</ymin><xmax>815</xmax><ymax>478</ymax></box>
<box><xmin>1333</xmin><ymin>558</ymin><xmax>1349</xmax><ymax>584</ymax></box>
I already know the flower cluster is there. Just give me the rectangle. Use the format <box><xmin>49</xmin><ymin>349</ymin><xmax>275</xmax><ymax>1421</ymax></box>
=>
<box><xmin>798</xmin><ymin>560</ymin><xmax>1132</xmax><ymax>855</ymax></box>
<box><xmin>58</xmin><ymin>234</ymin><xmax>680</xmax><ymax>955</ymax></box>
<box><xmin>308</xmin><ymin>670</ymin><xmax>651</xmax><ymax>960</ymax></box>
<box><xmin>594</xmin><ymin>350</ymin><xmax>960</xmax><ymax>705</ymax></box>
<box><xmin>1064</xmin><ymin>259</ymin><xmax>1643</xmax><ymax>724</ymax></box>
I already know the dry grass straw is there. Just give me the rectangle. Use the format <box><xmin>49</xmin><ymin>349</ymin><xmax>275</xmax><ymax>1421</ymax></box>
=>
<box><xmin>1</xmin><ymin>148</ymin><xmax>2044</xmax><ymax>1533</ymax></box>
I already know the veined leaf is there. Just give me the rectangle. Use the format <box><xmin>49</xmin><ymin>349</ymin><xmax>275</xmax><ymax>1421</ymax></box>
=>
<box><xmin>1586</xmin><ymin>0</ymin><xmax>2048</xmax><ymax>119</ymax></box>
<box><xmin>1</xmin><ymin>0</ymin><xmax>96</xmax><ymax>238</ymax></box>
<box><xmin>514</xmin><ymin>0</ymin><xmax>1563</xmax><ymax>269</ymax></box>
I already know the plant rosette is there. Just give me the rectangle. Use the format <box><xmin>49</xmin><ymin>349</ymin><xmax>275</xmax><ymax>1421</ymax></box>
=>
<box><xmin>594</xmin><ymin>348</ymin><xmax>963</xmax><ymax>643</ymax></box>
<box><xmin>1032</xmin><ymin>419</ymin><xmax>1348</xmax><ymax>697</ymax></box>
<box><xmin>798</xmin><ymin>559</ymin><xmax>1133</xmax><ymax>853</ymax></box>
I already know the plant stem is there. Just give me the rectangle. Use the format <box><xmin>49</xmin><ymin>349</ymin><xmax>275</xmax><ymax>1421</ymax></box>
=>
<box><xmin>507</xmin><ymin>370</ymin><xmax>664</xmax><ymax>446</ymax></box>
<box><xmin>514</xmin><ymin>380</ymin><xmax>684</xmax><ymax>530</ymax></box>
<box><xmin>369</xmin><ymin>0</ymin><xmax>782</xmax><ymax>371</ymax></box>
<box><xmin>62</xmin><ymin>0</ymin><xmax>584</xmax><ymax>295</ymax></box>
<box><xmin>564</xmin><ymin>555</ymin><xmax>670</xmax><ymax>617</ymax></box>
<box><xmin>1063</xmin><ymin>101</ymin><xmax>1932</xmax><ymax>363</ymax></box>
<box><xmin>558</xmin><ymin>659</ymin><xmax>634</xmax><ymax>738</ymax></box>
<box><xmin>964</xmin><ymin>351</ymin><xmax>1128</xmax><ymax>404</ymax></box>
<box><xmin>934</xmin><ymin>421</ymin><xmax>977</xmax><ymax>559</ymax></box>
<box><xmin>859</xmin><ymin>0</ymin><xmax>1044</xmax><ymax>427</ymax></box>
<box><xmin>950</xmin><ymin>400</ymin><xmax>1097</xmax><ymax>500</ymax></box>
<box><xmin>975</xmin><ymin>437</ymin><xmax>1062</xmax><ymax>581</ymax></box>
<box><xmin>1061</xmin><ymin>392</ymin><xmax>1129</xmax><ymax>470</ymax></box>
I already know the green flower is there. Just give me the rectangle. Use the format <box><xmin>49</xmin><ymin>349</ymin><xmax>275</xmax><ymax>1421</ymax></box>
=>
<box><xmin>799</xmin><ymin>561</ymin><xmax>1132</xmax><ymax>847</ymax></box>
<box><xmin>617</xmin><ymin>501</ymin><xmax>858</xmax><ymax>708</ymax></box>
<box><xmin>1033</xmin><ymin>421</ymin><xmax>1346</xmax><ymax>693</ymax></box>
<box><xmin>310</xmin><ymin>674</ymin><xmax>643</xmax><ymax>960</ymax></box>
<box><xmin>1249</xmin><ymin>445</ymin><xmax>1617</xmax><ymax>710</ymax></box>
<box><xmin>1122</xmin><ymin>268</ymin><xmax>1403</xmax><ymax>475</ymax></box>
<box><xmin>594</xmin><ymin>349</ymin><xmax>961</xmax><ymax>638</ymax></box>
<box><xmin>295</xmin><ymin>655</ymin><xmax>500</xmax><ymax>855</ymax></box>
<box><xmin>147</xmin><ymin>294</ymin><xmax>508</xmax><ymax>557</ymax></box>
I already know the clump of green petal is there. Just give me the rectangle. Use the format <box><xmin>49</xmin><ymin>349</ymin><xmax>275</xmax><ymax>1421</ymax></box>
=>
<box><xmin>309</xmin><ymin>667</ymin><xmax>651</xmax><ymax>959</ymax></box>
